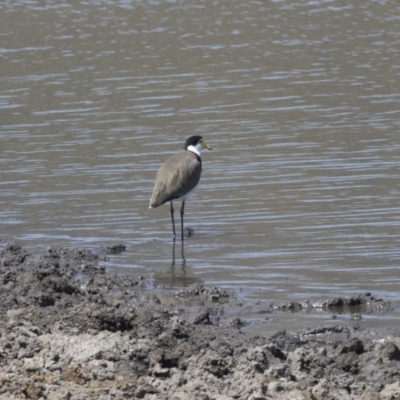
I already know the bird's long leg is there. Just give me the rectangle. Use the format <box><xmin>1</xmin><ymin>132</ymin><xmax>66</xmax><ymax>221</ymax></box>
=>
<box><xmin>170</xmin><ymin>201</ymin><xmax>176</xmax><ymax>239</ymax></box>
<box><xmin>180</xmin><ymin>201</ymin><xmax>185</xmax><ymax>241</ymax></box>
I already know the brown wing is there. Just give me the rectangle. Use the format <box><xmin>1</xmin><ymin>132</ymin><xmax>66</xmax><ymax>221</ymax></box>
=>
<box><xmin>150</xmin><ymin>150</ymin><xmax>202</xmax><ymax>207</ymax></box>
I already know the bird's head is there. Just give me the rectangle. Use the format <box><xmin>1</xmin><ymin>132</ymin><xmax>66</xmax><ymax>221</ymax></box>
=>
<box><xmin>184</xmin><ymin>135</ymin><xmax>212</xmax><ymax>155</ymax></box>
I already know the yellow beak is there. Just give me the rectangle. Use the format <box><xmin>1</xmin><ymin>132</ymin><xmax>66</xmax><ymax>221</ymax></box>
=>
<box><xmin>201</xmin><ymin>139</ymin><xmax>212</xmax><ymax>150</ymax></box>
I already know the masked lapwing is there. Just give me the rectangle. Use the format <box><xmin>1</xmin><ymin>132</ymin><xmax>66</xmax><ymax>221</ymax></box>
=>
<box><xmin>149</xmin><ymin>135</ymin><xmax>212</xmax><ymax>240</ymax></box>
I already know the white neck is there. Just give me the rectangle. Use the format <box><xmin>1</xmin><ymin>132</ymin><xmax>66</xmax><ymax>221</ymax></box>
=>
<box><xmin>187</xmin><ymin>143</ymin><xmax>202</xmax><ymax>156</ymax></box>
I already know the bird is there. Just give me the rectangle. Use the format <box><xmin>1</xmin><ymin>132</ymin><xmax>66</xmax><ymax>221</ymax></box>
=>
<box><xmin>149</xmin><ymin>135</ymin><xmax>212</xmax><ymax>240</ymax></box>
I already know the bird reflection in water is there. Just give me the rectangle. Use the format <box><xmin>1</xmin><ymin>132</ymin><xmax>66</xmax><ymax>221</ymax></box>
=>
<box><xmin>153</xmin><ymin>233</ymin><xmax>203</xmax><ymax>290</ymax></box>
<box><xmin>171</xmin><ymin>236</ymin><xmax>186</xmax><ymax>269</ymax></box>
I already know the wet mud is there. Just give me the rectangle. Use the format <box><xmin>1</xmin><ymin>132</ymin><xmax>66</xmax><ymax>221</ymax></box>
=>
<box><xmin>1</xmin><ymin>243</ymin><xmax>400</xmax><ymax>399</ymax></box>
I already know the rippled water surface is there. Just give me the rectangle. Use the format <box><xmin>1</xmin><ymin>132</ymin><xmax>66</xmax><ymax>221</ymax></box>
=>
<box><xmin>1</xmin><ymin>0</ymin><xmax>400</xmax><ymax>332</ymax></box>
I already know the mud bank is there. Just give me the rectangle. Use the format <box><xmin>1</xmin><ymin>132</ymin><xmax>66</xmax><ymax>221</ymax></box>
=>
<box><xmin>1</xmin><ymin>243</ymin><xmax>400</xmax><ymax>400</ymax></box>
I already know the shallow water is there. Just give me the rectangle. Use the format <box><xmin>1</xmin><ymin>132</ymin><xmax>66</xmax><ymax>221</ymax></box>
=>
<box><xmin>1</xmin><ymin>0</ymin><xmax>400</xmax><ymax>333</ymax></box>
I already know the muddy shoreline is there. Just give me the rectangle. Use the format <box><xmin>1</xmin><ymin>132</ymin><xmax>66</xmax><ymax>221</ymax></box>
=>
<box><xmin>1</xmin><ymin>243</ymin><xmax>400</xmax><ymax>399</ymax></box>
